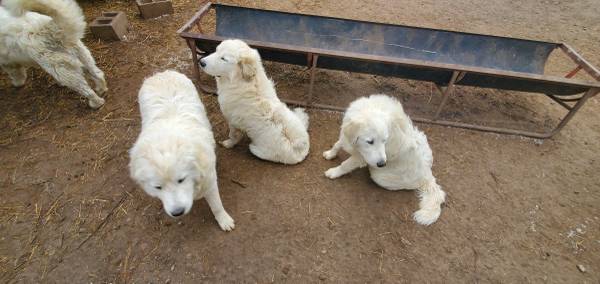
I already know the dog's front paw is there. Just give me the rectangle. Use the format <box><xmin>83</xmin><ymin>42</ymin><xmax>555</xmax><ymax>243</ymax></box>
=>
<box><xmin>11</xmin><ymin>78</ymin><xmax>26</xmax><ymax>88</ymax></box>
<box><xmin>323</xmin><ymin>150</ymin><xmax>337</xmax><ymax>160</ymax></box>
<box><xmin>95</xmin><ymin>81</ymin><xmax>108</xmax><ymax>95</ymax></box>
<box><xmin>325</xmin><ymin>167</ymin><xmax>343</xmax><ymax>179</ymax></box>
<box><xmin>413</xmin><ymin>208</ymin><xmax>441</xmax><ymax>226</ymax></box>
<box><xmin>220</xmin><ymin>139</ymin><xmax>237</xmax><ymax>149</ymax></box>
<box><xmin>88</xmin><ymin>97</ymin><xmax>105</xmax><ymax>109</ymax></box>
<box><xmin>215</xmin><ymin>212</ymin><xmax>235</xmax><ymax>231</ymax></box>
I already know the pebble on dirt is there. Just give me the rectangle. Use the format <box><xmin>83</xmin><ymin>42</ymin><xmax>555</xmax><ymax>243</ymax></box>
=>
<box><xmin>577</xmin><ymin>264</ymin><xmax>586</xmax><ymax>273</ymax></box>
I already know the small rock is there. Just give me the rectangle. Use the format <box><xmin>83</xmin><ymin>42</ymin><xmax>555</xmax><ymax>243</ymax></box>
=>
<box><xmin>282</xmin><ymin>265</ymin><xmax>291</xmax><ymax>275</ymax></box>
<box><xmin>400</xmin><ymin>237</ymin><xmax>412</xmax><ymax>246</ymax></box>
<box><xmin>577</xmin><ymin>264</ymin><xmax>586</xmax><ymax>273</ymax></box>
<box><xmin>321</xmin><ymin>249</ymin><xmax>327</xmax><ymax>254</ymax></box>
<box><xmin>171</xmin><ymin>264</ymin><xmax>175</xmax><ymax>271</ymax></box>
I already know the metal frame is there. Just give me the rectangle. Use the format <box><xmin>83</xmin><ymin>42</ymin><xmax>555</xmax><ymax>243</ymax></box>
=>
<box><xmin>179</xmin><ymin>2</ymin><xmax>600</xmax><ymax>139</ymax></box>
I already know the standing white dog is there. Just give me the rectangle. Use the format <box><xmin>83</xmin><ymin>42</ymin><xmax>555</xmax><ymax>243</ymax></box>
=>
<box><xmin>129</xmin><ymin>70</ymin><xmax>234</xmax><ymax>231</ymax></box>
<box><xmin>323</xmin><ymin>94</ymin><xmax>446</xmax><ymax>225</ymax></box>
<box><xmin>0</xmin><ymin>0</ymin><xmax>106</xmax><ymax>108</ymax></box>
<box><xmin>199</xmin><ymin>39</ymin><xmax>310</xmax><ymax>164</ymax></box>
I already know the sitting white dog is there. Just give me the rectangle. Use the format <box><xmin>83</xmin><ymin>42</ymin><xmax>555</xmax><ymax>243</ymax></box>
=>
<box><xmin>0</xmin><ymin>0</ymin><xmax>106</xmax><ymax>108</ymax></box>
<box><xmin>323</xmin><ymin>94</ymin><xmax>446</xmax><ymax>225</ymax></box>
<box><xmin>129</xmin><ymin>70</ymin><xmax>234</xmax><ymax>231</ymax></box>
<box><xmin>199</xmin><ymin>39</ymin><xmax>310</xmax><ymax>164</ymax></box>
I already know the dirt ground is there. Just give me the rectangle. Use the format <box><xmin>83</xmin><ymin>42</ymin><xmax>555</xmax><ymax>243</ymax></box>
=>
<box><xmin>1</xmin><ymin>0</ymin><xmax>600</xmax><ymax>282</ymax></box>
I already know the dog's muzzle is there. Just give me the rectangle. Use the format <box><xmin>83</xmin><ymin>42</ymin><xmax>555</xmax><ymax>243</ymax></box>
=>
<box><xmin>170</xmin><ymin>207</ymin><xmax>185</xmax><ymax>217</ymax></box>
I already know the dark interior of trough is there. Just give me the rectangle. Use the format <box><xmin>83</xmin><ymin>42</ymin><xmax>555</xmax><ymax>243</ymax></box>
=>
<box><xmin>215</xmin><ymin>4</ymin><xmax>557</xmax><ymax>74</ymax></box>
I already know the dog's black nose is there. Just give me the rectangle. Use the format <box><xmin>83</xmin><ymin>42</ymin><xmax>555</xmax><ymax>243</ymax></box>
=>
<box><xmin>376</xmin><ymin>161</ymin><xmax>386</xmax><ymax>168</ymax></box>
<box><xmin>170</xmin><ymin>208</ymin><xmax>185</xmax><ymax>217</ymax></box>
<box><xmin>199</xmin><ymin>59</ymin><xmax>206</xmax><ymax>68</ymax></box>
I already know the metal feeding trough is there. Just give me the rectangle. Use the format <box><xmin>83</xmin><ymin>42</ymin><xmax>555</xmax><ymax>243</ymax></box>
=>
<box><xmin>179</xmin><ymin>2</ymin><xmax>600</xmax><ymax>138</ymax></box>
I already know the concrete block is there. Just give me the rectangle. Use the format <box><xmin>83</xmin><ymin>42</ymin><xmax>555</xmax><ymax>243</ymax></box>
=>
<box><xmin>136</xmin><ymin>0</ymin><xmax>174</xmax><ymax>19</ymax></box>
<box><xmin>89</xmin><ymin>11</ymin><xmax>128</xmax><ymax>41</ymax></box>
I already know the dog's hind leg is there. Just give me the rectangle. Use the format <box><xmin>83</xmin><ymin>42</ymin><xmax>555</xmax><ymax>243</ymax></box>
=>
<box><xmin>75</xmin><ymin>40</ymin><xmax>107</xmax><ymax>95</ymax></box>
<box><xmin>248</xmin><ymin>143</ymin><xmax>273</xmax><ymax>161</ymax></box>
<box><xmin>323</xmin><ymin>139</ymin><xmax>343</xmax><ymax>160</ymax></box>
<box><xmin>324</xmin><ymin>155</ymin><xmax>366</xmax><ymax>179</ymax></box>
<box><xmin>33</xmin><ymin>52</ymin><xmax>105</xmax><ymax>109</ymax></box>
<box><xmin>293</xmin><ymin>107</ymin><xmax>309</xmax><ymax>129</ymax></box>
<box><xmin>1</xmin><ymin>65</ymin><xmax>28</xmax><ymax>87</ymax></box>
<box><xmin>204</xmin><ymin>179</ymin><xmax>235</xmax><ymax>231</ymax></box>
<box><xmin>220</xmin><ymin>126</ymin><xmax>243</xmax><ymax>148</ymax></box>
<box><xmin>413</xmin><ymin>178</ymin><xmax>446</xmax><ymax>225</ymax></box>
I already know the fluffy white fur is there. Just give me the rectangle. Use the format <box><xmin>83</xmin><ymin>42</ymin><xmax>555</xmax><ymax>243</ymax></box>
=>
<box><xmin>0</xmin><ymin>0</ymin><xmax>106</xmax><ymax>108</ymax></box>
<box><xmin>323</xmin><ymin>94</ymin><xmax>446</xmax><ymax>225</ymax></box>
<box><xmin>129</xmin><ymin>70</ymin><xmax>234</xmax><ymax>231</ymax></box>
<box><xmin>200</xmin><ymin>39</ymin><xmax>310</xmax><ymax>164</ymax></box>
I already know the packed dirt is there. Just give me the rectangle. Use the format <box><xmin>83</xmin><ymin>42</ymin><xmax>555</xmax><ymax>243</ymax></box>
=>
<box><xmin>1</xmin><ymin>0</ymin><xmax>600</xmax><ymax>282</ymax></box>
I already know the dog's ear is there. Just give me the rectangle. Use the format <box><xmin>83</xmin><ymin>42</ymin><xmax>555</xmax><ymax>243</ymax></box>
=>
<box><xmin>192</xmin><ymin>149</ymin><xmax>214</xmax><ymax>187</ymax></box>
<box><xmin>128</xmin><ymin>147</ymin><xmax>149</xmax><ymax>183</ymax></box>
<box><xmin>343</xmin><ymin>120</ymin><xmax>363</xmax><ymax>144</ymax></box>
<box><xmin>238</xmin><ymin>48</ymin><xmax>257</xmax><ymax>81</ymax></box>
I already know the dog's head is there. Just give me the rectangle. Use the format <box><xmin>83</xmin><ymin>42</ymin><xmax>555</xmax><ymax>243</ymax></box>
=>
<box><xmin>129</xmin><ymin>135</ymin><xmax>205</xmax><ymax>218</ymax></box>
<box><xmin>199</xmin><ymin>39</ymin><xmax>260</xmax><ymax>81</ymax></box>
<box><xmin>343</xmin><ymin>116</ymin><xmax>389</xmax><ymax>168</ymax></box>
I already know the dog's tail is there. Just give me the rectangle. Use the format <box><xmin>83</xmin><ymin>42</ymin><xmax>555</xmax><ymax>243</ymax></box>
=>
<box><xmin>293</xmin><ymin>107</ymin><xmax>309</xmax><ymax>130</ymax></box>
<box><xmin>3</xmin><ymin>0</ymin><xmax>86</xmax><ymax>42</ymax></box>
<box><xmin>413</xmin><ymin>178</ymin><xmax>446</xmax><ymax>226</ymax></box>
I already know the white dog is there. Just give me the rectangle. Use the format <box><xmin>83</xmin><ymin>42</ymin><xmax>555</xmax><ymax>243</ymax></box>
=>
<box><xmin>199</xmin><ymin>39</ymin><xmax>310</xmax><ymax>164</ymax></box>
<box><xmin>0</xmin><ymin>0</ymin><xmax>106</xmax><ymax>108</ymax></box>
<box><xmin>323</xmin><ymin>94</ymin><xmax>446</xmax><ymax>225</ymax></box>
<box><xmin>129</xmin><ymin>70</ymin><xmax>234</xmax><ymax>231</ymax></box>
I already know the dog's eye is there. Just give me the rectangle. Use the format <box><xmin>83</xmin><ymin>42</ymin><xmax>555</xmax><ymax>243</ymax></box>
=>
<box><xmin>177</xmin><ymin>177</ymin><xmax>185</xmax><ymax>184</ymax></box>
<box><xmin>367</xmin><ymin>139</ymin><xmax>374</xmax><ymax>145</ymax></box>
<box><xmin>154</xmin><ymin>186</ymin><xmax>162</xmax><ymax>190</ymax></box>
<box><xmin>221</xmin><ymin>56</ymin><xmax>227</xmax><ymax>62</ymax></box>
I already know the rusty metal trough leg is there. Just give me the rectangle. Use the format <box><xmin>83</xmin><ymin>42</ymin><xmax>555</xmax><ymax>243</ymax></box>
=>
<box><xmin>186</xmin><ymin>39</ymin><xmax>217</xmax><ymax>95</ymax></box>
<box><xmin>186</xmin><ymin>38</ymin><xmax>200</xmax><ymax>82</ymax></box>
<box><xmin>307</xmin><ymin>54</ymin><xmax>319</xmax><ymax>107</ymax></box>
<box><xmin>545</xmin><ymin>88</ymin><xmax>599</xmax><ymax>137</ymax></box>
<box><xmin>565</xmin><ymin>65</ymin><xmax>583</xmax><ymax>78</ymax></box>
<box><xmin>433</xmin><ymin>71</ymin><xmax>464</xmax><ymax>120</ymax></box>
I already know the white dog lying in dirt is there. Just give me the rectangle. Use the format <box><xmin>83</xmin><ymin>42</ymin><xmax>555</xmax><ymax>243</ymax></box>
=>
<box><xmin>129</xmin><ymin>70</ymin><xmax>234</xmax><ymax>231</ymax></box>
<box><xmin>200</xmin><ymin>39</ymin><xmax>310</xmax><ymax>164</ymax></box>
<box><xmin>323</xmin><ymin>94</ymin><xmax>446</xmax><ymax>225</ymax></box>
<box><xmin>0</xmin><ymin>0</ymin><xmax>106</xmax><ymax>108</ymax></box>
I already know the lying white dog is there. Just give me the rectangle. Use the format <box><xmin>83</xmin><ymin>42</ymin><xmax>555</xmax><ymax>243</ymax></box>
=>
<box><xmin>0</xmin><ymin>0</ymin><xmax>106</xmax><ymax>108</ymax></box>
<box><xmin>199</xmin><ymin>39</ymin><xmax>310</xmax><ymax>164</ymax></box>
<box><xmin>129</xmin><ymin>70</ymin><xmax>234</xmax><ymax>231</ymax></box>
<box><xmin>323</xmin><ymin>94</ymin><xmax>446</xmax><ymax>225</ymax></box>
